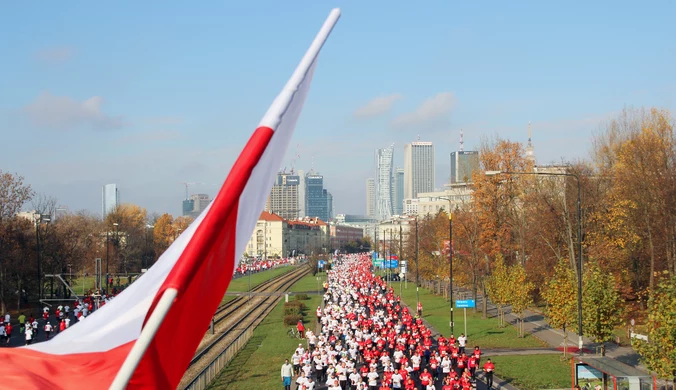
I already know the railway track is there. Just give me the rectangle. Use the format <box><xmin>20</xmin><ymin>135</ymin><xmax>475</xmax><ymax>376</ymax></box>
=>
<box><xmin>180</xmin><ymin>265</ymin><xmax>310</xmax><ymax>389</ymax></box>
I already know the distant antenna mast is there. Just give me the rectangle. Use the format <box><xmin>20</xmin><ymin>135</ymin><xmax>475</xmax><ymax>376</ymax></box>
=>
<box><xmin>417</xmin><ymin>134</ymin><xmax>420</xmax><ymax>141</ymax></box>
<box><xmin>459</xmin><ymin>129</ymin><xmax>464</xmax><ymax>152</ymax></box>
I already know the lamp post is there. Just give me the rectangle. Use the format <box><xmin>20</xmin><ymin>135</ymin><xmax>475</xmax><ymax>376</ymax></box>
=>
<box><xmin>107</xmin><ymin>222</ymin><xmax>119</xmax><ymax>281</ymax></box>
<box><xmin>415</xmin><ymin>216</ymin><xmax>419</xmax><ymax>307</ymax></box>
<box><xmin>35</xmin><ymin>214</ymin><xmax>51</xmax><ymax>299</ymax></box>
<box><xmin>486</xmin><ymin>169</ymin><xmax>584</xmax><ymax>353</ymax></box>
<box><xmin>437</xmin><ymin>196</ymin><xmax>455</xmax><ymax>334</ymax></box>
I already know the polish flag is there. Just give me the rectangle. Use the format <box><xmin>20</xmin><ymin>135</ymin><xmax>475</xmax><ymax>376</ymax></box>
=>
<box><xmin>0</xmin><ymin>9</ymin><xmax>340</xmax><ymax>389</ymax></box>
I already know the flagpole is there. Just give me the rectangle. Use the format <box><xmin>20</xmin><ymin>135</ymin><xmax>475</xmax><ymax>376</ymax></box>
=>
<box><xmin>109</xmin><ymin>288</ymin><xmax>178</xmax><ymax>390</ymax></box>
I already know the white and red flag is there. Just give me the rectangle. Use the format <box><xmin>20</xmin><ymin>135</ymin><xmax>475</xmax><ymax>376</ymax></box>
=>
<box><xmin>0</xmin><ymin>9</ymin><xmax>340</xmax><ymax>389</ymax></box>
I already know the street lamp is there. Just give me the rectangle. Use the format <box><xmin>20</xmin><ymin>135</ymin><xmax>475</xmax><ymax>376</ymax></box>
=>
<box><xmin>486</xmin><ymin>169</ymin><xmax>584</xmax><ymax>353</ymax></box>
<box><xmin>436</xmin><ymin>196</ymin><xmax>455</xmax><ymax>334</ymax></box>
<box><xmin>415</xmin><ymin>216</ymin><xmax>420</xmax><ymax>307</ymax></box>
<box><xmin>35</xmin><ymin>214</ymin><xmax>51</xmax><ymax>299</ymax></box>
<box><xmin>107</xmin><ymin>222</ymin><xmax>119</xmax><ymax>281</ymax></box>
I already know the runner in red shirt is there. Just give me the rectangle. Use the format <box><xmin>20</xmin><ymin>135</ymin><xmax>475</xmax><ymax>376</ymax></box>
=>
<box><xmin>419</xmin><ymin>368</ymin><xmax>433</xmax><ymax>388</ymax></box>
<box><xmin>296</xmin><ymin>320</ymin><xmax>305</xmax><ymax>339</ymax></box>
<box><xmin>483</xmin><ymin>358</ymin><xmax>495</xmax><ymax>388</ymax></box>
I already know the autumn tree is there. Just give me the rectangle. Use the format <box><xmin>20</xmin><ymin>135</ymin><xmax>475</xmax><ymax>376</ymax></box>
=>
<box><xmin>509</xmin><ymin>262</ymin><xmax>534</xmax><ymax>338</ymax></box>
<box><xmin>453</xmin><ymin>204</ymin><xmax>489</xmax><ymax>316</ymax></box>
<box><xmin>153</xmin><ymin>213</ymin><xmax>175</xmax><ymax>259</ymax></box>
<box><xmin>0</xmin><ymin>171</ymin><xmax>34</xmax><ymax>312</ymax></box>
<box><xmin>582</xmin><ymin>260</ymin><xmax>623</xmax><ymax>356</ymax></box>
<box><xmin>485</xmin><ymin>254</ymin><xmax>510</xmax><ymax>327</ymax></box>
<box><xmin>591</xmin><ymin>108</ymin><xmax>676</xmax><ymax>295</ymax></box>
<box><xmin>472</xmin><ymin>138</ymin><xmax>532</xmax><ymax>261</ymax></box>
<box><xmin>105</xmin><ymin>203</ymin><xmax>148</xmax><ymax>274</ymax></box>
<box><xmin>633</xmin><ymin>274</ymin><xmax>676</xmax><ymax>379</ymax></box>
<box><xmin>173</xmin><ymin>216</ymin><xmax>194</xmax><ymax>236</ymax></box>
<box><xmin>543</xmin><ymin>259</ymin><xmax>578</xmax><ymax>355</ymax></box>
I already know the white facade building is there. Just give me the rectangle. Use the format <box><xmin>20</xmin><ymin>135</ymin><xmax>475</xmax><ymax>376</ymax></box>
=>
<box><xmin>366</xmin><ymin>178</ymin><xmax>376</xmax><ymax>218</ymax></box>
<box><xmin>298</xmin><ymin>169</ymin><xmax>306</xmax><ymax>217</ymax></box>
<box><xmin>404</xmin><ymin>141</ymin><xmax>435</xmax><ymax>200</ymax></box>
<box><xmin>415</xmin><ymin>183</ymin><xmax>473</xmax><ymax>217</ymax></box>
<box><xmin>102</xmin><ymin>184</ymin><xmax>119</xmax><ymax>218</ymax></box>
<box><xmin>375</xmin><ymin>146</ymin><xmax>394</xmax><ymax>220</ymax></box>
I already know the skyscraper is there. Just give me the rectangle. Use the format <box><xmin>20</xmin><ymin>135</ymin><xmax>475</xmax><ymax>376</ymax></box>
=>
<box><xmin>266</xmin><ymin>172</ymin><xmax>300</xmax><ymax>220</ymax></box>
<box><xmin>366</xmin><ymin>178</ymin><xmax>376</xmax><ymax>218</ymax></box>
<box><xmin>102</xmin><ymin>184</ymin><xmax>119</xmax><ymax>218</ymax></box>
<box><xmin>190</xmin><ymin>194</ymin><xmax>212</xmax><ymax>216</ymax></box>
<box><xmin>450</xmin><ymin>151</ymin><xmax>480</xmax><ymax>183</ymax></box>
<box><xmin>392</xmin><ymin>168</ymin><xmax>404</xmax><ymax>215</ymax></box>
<box><xmin>182</xmin><ymin>199</ymin><xmax>195</xmax><ymax>217</ymax></box>
<box><xmin>404</xmin><ymin>141</ymin><xmax>435</xmax><ymax>199</ymax></box>
<box><xmin>375</xmin><ymin>146</ymin><xmax>394</xmax><ymax>220</ymax></box>
<box><xmin>306</xmin><ymin>171</ymin><xmax>329</xmax><ymax>222</ymax></box>
<box><xmin>298</xmin><ymin>169</ymin><xmax>306</xmax><ymax>218</ymax></box>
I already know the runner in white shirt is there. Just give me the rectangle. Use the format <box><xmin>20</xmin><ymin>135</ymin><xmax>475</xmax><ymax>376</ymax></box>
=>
<box><xmin>391</xmin><ymin>371</ymin><xmax>403</xmax><ymax>389</ymax></box>
<box><xmin>367</xmin><ymin>367</ymin><xmax>379</xmax><ymax>389</ymax></box>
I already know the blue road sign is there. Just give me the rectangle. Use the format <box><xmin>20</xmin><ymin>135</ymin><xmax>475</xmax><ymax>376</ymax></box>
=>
<box><xmin>455</xmin><ymin>299</ymin><xmax>475</xmax><ymax>308</ymax></box>
<box><xmin>384</xmin><ymin>260</ymin><xmax>399</xmax><ymax>269</ymax></box>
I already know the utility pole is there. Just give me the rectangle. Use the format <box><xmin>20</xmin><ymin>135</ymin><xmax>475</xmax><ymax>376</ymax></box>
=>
<box><xmin>449</xmin><ymin>210</ymin><xmax>454</xmax><ymax>334</ymax></box>
<box><xmin>415</xmin><ymin>217</ymin><xmax>419</xmax><ymax>306</ymax></box>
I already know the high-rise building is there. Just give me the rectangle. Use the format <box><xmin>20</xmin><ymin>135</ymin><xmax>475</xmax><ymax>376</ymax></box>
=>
<box><xmin>404</xmin><ymin>141</ymin><xmax>435</xmax><ymax>199</ymax></box>
<box><xmin>366</xmin><ymin>178</ymin><xmax>376</xmax><ymax>218</ymax></box>
<box><xmin>324</xmin><ymin>190</ymin><xmax>333</xmax><ymax>221</ymax></box>
<box><xmin>375</xmin><ymin>146</ymin><xmax>394</xmax><ymax>220</ymax></box>
<box><xmin>182</xmin><ymin>199</ymin><xmax>195</xmax><ymax>217</ymax></box>
<box><xmin>190</xmin><ymin>194</ymin><xmax>211</xmax><ymax>216</ymax></box>
<box><xmin>450</xmin><ymin>151</ymin><xmax>480</xmax><ymax>183</ymax></box>
<box><xmin>298</xmin><ymin>169</ymin><xmax>306</xmax><ymax>218</ymax></box>
<box><xmin>266</xmin><ymin>172</ymin><xmax>300</xmax><ymax>220</ymax></box>
<box><xmin>392</xmin><ymin>168</ymin><xmax>404</xmax><ymax>215</ymax></box>
<box><xmin>102</xmin><ymin>184</ymin><xmax>119</xmax><ymax>218</ymax></box>
<box><xmin>306</xmin><ymin>171</ymin><xmax>329</xmax><ymax>222</ymax></box>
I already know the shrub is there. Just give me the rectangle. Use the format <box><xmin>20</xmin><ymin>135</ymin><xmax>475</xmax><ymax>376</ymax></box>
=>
<box><xmin>283</xmin><ymin>314</ymin><xmax>303</xmax><ymax>326</ymax></box>
<box><xmin>295</xmin><ymin>293</ymin><xmax>309</xmax><ymax>301</ymax></box>
<box><xmin>284</xmin><ymin>301</ymin><xmax>307</xmax><ymax>311</ymax></box>
<box><xmin>284</xmin><ymin>306</ymin><xmax>301</xmax><ymax>316</ymax></box>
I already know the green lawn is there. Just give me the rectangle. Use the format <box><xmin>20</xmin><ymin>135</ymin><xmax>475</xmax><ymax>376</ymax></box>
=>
<box><xmin>490</xmin><ymin>354</ymin><xmax>572</xmax><ymax>390</ymax></box>
<box><xmin>225</xmin><ymin>266</ymin><xmax>295</xmax><ymax>292</ymax></box>
<box><xmin>289</xmin><ymin>271</ymin><xmax>327</xmax><ymax>293</ymax></box>
<box><xmin>208</xmin><ymin>294</ymin><xmax>321</xmax><ymax>389</ymax></box>
<box><xmin>397</xmin><ymin>281</ymin><xmax>545</xmax><ymax>348</ymax></box>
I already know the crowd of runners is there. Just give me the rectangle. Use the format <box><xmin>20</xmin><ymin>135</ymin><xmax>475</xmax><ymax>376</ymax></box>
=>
<box><xmin>0</xmin><ymin>293</ymin><xmax>112</xmax><ymax>346</ymax></box>
<box><xmin>282</xmin><ymin>254</ymin><xmax>496</xmax><ymax>390</ymax></box>
<box><xmin>235</xmin><ymin>258</ymin><xmax>294</xmax><ymax>276</ymax></box>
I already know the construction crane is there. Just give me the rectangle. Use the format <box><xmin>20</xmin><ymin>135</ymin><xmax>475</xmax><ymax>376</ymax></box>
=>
<box><xmin>180</xmin><ymin>182</ymin><xmax>205</xmax><ymax>199</ymax></box>
<box><xmin>288</xmin><ymin>144</ymin><xmax>301</xmax><ymax>174</ymax></box>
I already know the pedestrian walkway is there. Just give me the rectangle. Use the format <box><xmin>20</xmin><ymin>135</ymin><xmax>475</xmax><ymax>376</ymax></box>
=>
<box><xmin>499</xmin><ymin>306</ymin><xmax>643</xmax><ymax>369</ymax></box>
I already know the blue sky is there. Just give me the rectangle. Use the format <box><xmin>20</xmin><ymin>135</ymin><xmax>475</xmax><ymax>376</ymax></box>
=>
<box><xmin>1</xmin><ymin>1</ymin><xmax>675</xmax><ymax>217</ymax></box>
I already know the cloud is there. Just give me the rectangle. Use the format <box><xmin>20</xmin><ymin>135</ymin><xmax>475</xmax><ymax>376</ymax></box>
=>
<box><xmin>391</xmin><ymin>92</ymin><xmax>455</xmax><ymax>129</ymax></box>
<box><xmin>22</xmin><ymin>92</ymin><xmax>126</xmax><ymax>130</ymax></box>
<box><xmin>115</xmin><ymin>130</ymin><xmax>181</xmax><ymax>145</ymax></box>
<box><xmin>141</xmin><ymin>116</ymin><xmax>184</xmax><ymax>126</ymax></box>
<box><xmin>353</xmin><ymin>94</ymin><xmax>403</xmax><ymax>118</ymax></box>
<box><xmin>35</xmin><ymin>47</ymin><xmax>74</xmax><ymax>63</ymax></box>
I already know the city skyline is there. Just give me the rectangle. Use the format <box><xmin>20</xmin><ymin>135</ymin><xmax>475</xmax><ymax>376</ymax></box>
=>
<box><xmin>2</xmin><ymin>2</ymin><xmax>675</xmax><ymax>217</ymax></box>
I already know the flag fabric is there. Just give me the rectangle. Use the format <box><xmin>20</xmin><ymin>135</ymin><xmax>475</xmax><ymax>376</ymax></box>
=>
<box><xmin>0</xmin><ymin>9</ymin><xmax>340</xmax><ymax>389</ymax></box>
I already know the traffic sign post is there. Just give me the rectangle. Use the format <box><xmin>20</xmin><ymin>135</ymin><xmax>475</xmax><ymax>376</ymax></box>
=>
<box><xmin>455</xmin><ymin>300</ymin><xmax>476</xmax><ymax>337</ymax></box>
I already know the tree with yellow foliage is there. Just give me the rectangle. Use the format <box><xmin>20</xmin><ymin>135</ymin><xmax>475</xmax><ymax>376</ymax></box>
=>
<box><xmin>153</xmin><ymin>214</ymin><xmax>175</xmax><ymax>259</ymax></box>
<box><xmin>543</xmin><ymin>260</ymin><xmax>577</xmax><ymax>355</ymax></box>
